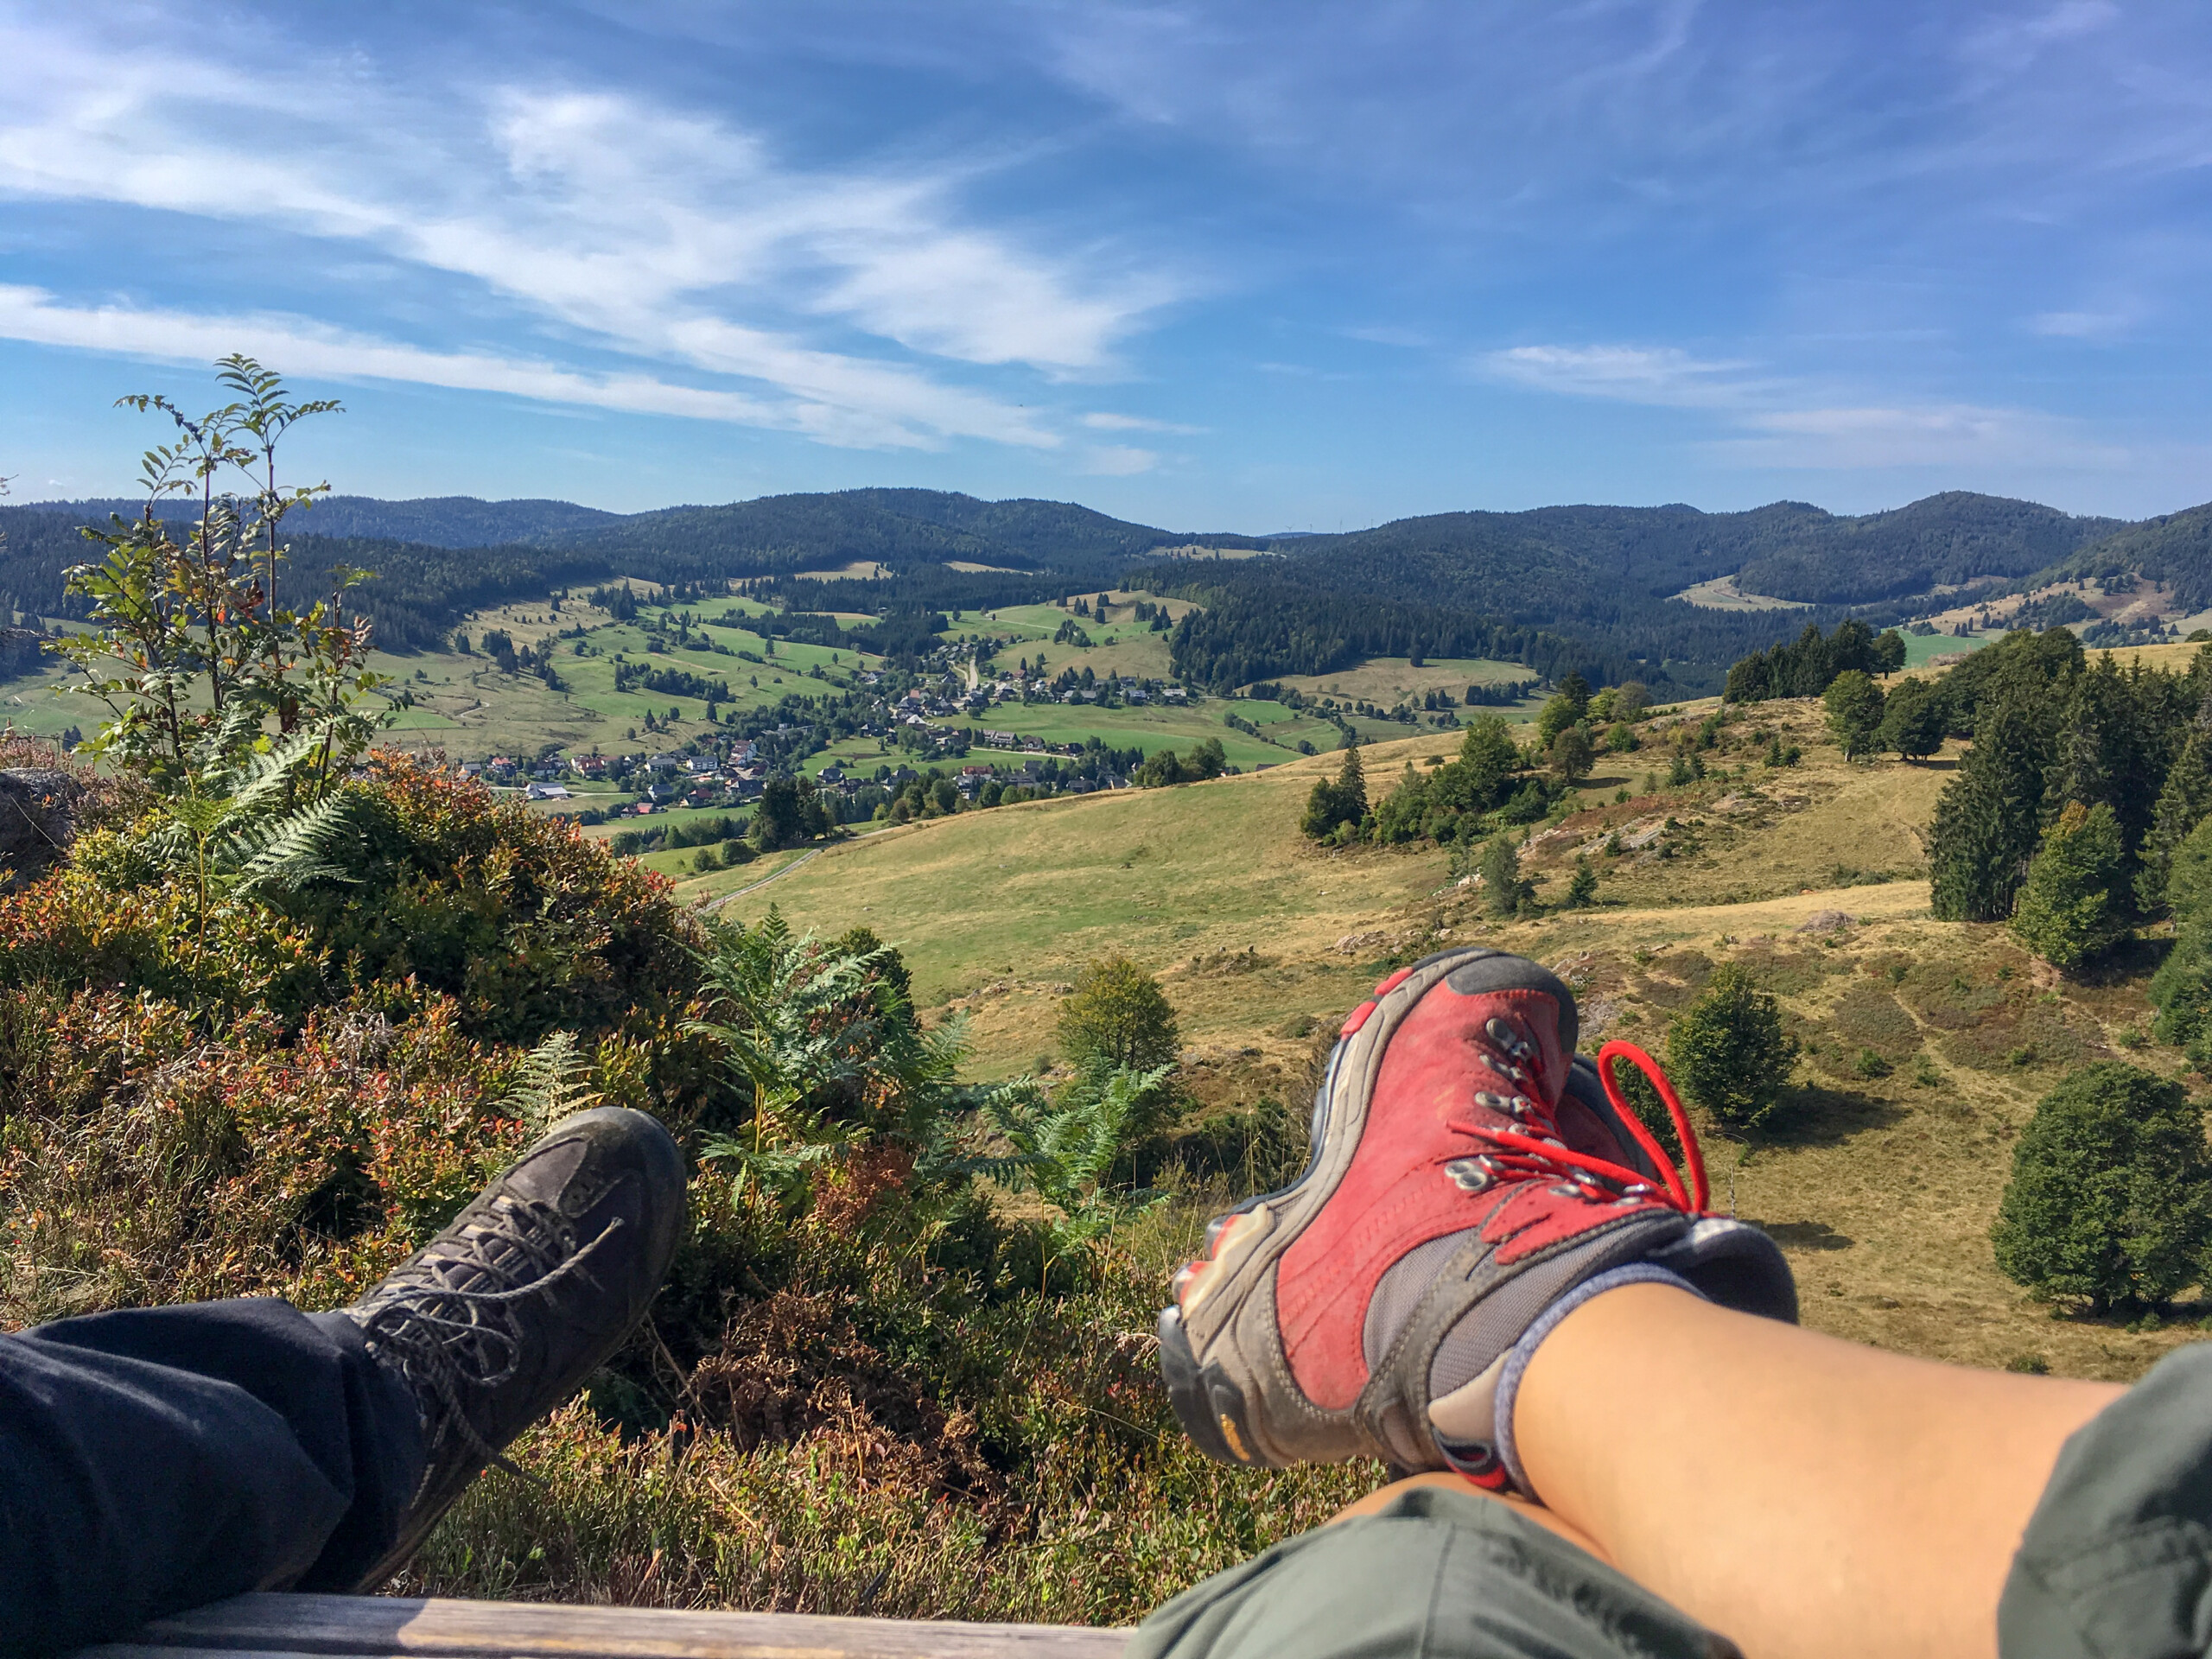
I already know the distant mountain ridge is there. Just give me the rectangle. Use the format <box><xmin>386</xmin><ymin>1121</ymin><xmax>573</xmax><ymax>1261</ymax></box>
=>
<box><xmin>4</xmin><ymin>486</ymin><xmax>2198</xmax><ymax>693</ymax></box>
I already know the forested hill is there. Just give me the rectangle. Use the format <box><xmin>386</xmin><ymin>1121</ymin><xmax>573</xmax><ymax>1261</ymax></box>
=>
<box><xmin>1257</xmin><ymin>493</ymin><xmax>2126</xmax><ymax>612</ymax></box>
<box><xmin>0</xmin><ymin>507</ymin><xmax>614</xmax><ymax>652</ymax></box>
<box><xmin>0</xmin><ymin>486</ymin><xmax>2184</xmax><ymax>690</ymax></box>
<box><xmin>29</xmin><ymin>495</ymin><xmax>624</xmax><ymax>548</ymax></box>
<box><xmin>532</xmin><ymin>489</ymin><xmax>1253</xmax><ymax>585</ymax></box>
<box><xmin>2030</xmin><ymin>505</ymin><xmax>2212</xmax><ymax>616</ymax></box>
<box><xmin>1143</xmin><ymin>492</ymin><xmax>2140</xmax><ymax>695</ymax></box>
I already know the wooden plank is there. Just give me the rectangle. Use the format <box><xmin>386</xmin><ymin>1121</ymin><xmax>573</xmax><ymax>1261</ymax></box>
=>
<box><xmin>79</xmin><ymin>1595</ymin><xmax>1131</xmax><ymax>1659</ymax></box>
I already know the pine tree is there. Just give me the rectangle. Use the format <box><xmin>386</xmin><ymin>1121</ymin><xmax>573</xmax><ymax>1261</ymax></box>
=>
<box><xmin>1478</xmin><ymin>834</ymin><xmax>1528</xmax><ymax>919</ymax></box>
<box><xmin>2139</xmin><ymin>693</ymin><xmax>2212</xmax><ymax>911</ymax></box>
<box><xmin>1566</xmin><ymin>855</ymin><xmax>1598</xmax><ymax>908</ymax></box>
<box><xmin>1455</xmin><ymin>715</ymin><xmax>1519</xmax><ymax>811</ymax></box>
<box><xmin>1929</xmin><ymin>696</ymin><xmax>2054</xmax><ymax>922</ymax></box>
<box><xmin>2010</xmin><ymin>802</ymin><xmax>2129</xmax><ymax>974</ymax></box>
<box><xmin>1537</xmin><ymin>673</ymin><xmax>1592</xmax><ymax>746</ymax></box>
<box><xmin>2151</xmin><ymin>817</ymin><xmax>2212</xmax><ymax>1050</ymax></box>
<box><xmin>1666</xmin><ymin>965</ymin><xmax>1800</xmax><ymax>1133</ymax></box>
<box><xmin>1337</xmin><ymin>738</ymin><xmax>1367</xmax><ymax>819</ymax></box>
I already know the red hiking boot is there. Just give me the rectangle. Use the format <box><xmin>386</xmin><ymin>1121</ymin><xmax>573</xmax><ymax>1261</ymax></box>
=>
<box><xmin>1159</xmin><ymin>947</ymin><xmax>1794</xmax><ymax>1485</ymax></box>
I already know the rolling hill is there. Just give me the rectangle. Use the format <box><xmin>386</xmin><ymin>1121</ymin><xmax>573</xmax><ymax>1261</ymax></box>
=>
<box><xmin>5</xmin><ymin>484</ymin><xmax>2200</xmax><ymax>695</ymax></box>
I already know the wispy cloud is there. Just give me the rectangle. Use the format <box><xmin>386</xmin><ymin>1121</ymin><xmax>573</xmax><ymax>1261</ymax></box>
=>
<box><xmin>1479</xmin><ymin>344</ymin><xmax>1766</xmax><ymax>410</ymax></box>
<box><xmin>0</xmin><ymin>14</ymin><xmax>1174</xmax><ymax>450</ymax></box>
<box><xmin>2030</xmin><ymin>308</ymin><xmax>2135</xmax><ymax>340</ymax></box>
<box><xmin>1082</xmin><ymin>411</ymin><xmax>1204</xmax><ymax>434</ymax></box>
<box><xmin>1081</xmin><ymin>444</ymin><xmax>1160</xmax><ymax>475</ymax></box>
<box><xmin>1483</xmin><ymin>338</ymin><xmax>2126</xmax><ymax>472</ymax></box>
<box><xmin>1715</xmin><ymin>404</ymin><xmax>2127</xmax><ymax>472</ymax></box>
<box><xmin>0</xmin><ymin>285</ymin><xmax>1052</xmax><ymax>449</ymax></box>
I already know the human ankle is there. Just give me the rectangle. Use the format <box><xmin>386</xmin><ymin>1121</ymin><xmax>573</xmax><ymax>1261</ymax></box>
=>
<box><xmin>1431</xmin><ymin>1265</ymin><xmax>1705</xmax><ymax>1495</ymax></box>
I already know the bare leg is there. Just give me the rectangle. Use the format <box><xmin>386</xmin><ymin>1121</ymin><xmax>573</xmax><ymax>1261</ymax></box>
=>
<box><xmin>1504</xmin><ymin>1283</ymin><xmax>2118</xmax><ymax>1659</ymax></box>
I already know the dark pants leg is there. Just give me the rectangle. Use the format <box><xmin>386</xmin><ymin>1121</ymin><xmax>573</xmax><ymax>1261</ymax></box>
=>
<box><xmin>1129</xmin><ymin>1484</ymin><xmax>1739</xmax><ymax>1659</ymax></box>
<box><xmin>0</xmin><ymin>1296</ymin><xmax>425</xmax><ymax>1657</ymax></box>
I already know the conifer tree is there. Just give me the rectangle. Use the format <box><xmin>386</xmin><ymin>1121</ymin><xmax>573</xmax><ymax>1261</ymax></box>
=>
<box><xmin>2010</xmin><ymin>802</ymin><xmax>2129</xmax><ymax>974</ymax></box>
<box><xmin>1478</xmin><ymin>833</ymin><xmax>1529</xmax><ymax>919</ymax></box>
<box><xmin>1929</xmin><ymin>696</ymin><xmax>2054</xmax><ymax>922</ymax></box>
<box><xmin>2140</xmin><ymin>694</ymin><xmax>2212</xmax><ymax>911</ymax></box>
<box><xmin>1566</xmin><ymin>855</ymin><xmax>1598</xmax><ymax>908</ymax></box>
<box><xmin>1299</xmin><ymin>739</ymin><xmax>1369</xmax><ymax>840</ymax></box>
<box><xmin>1991</xmin><ymin>1063</ymin><xmax>2212</xmax><ymax>1313</ymax></box>
<box><xmin>2151</xmin><ymin>817</ymin><xmax>2212</xmax><ymax>1051</ymax></box>
<box><xmin>1456</xmin><ymin>715</ymin><xmax>1519</xmax><ymax>811</ymax></box>
<box><xmin>1822</xmin><ymin>671</ymin><xmax>1885</xmax><ymax>759</ymax></box>
<box><xmin>1337</xmin><ymin>738</ymin><xmax>1367</xmax><ymax>818</ymax></box>
<box><xmin>1537</xmin><ymin>672</ymin><xmax>1592</xmax><ymax>746</ymax></box>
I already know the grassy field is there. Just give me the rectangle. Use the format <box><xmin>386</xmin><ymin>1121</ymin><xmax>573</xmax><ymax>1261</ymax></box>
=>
<box><xmin>729</xmin><ymin>690</ymin><xmax>2212</xmax><ymax>1385</ymax></box>
<box><xmin>1255</xmin><ymin>655</ymin><xmax>1540</xmax><ymax>711</ymax></box>
<box><xmin>947</xmin><ymin>591</ymin><xmax>1200</xmax><ymax>685</ymax></box>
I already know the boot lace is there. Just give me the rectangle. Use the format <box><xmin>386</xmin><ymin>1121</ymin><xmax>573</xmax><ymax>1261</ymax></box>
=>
<box><xmin>353</xmin><ymin>1193</ymin><xmax>624</xmax><ymax>1465</ymax></box>
<box><xmin>1445</xmin><ymin>1035</ymin><xmax>1712</xmax><ymax>1217</ymax></box>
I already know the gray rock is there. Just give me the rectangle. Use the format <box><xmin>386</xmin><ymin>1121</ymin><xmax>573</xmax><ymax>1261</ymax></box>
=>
<box><xmin>0</xmin><ymin>768</ymin><xmax>83</xmax><ymax>887</ymax></box>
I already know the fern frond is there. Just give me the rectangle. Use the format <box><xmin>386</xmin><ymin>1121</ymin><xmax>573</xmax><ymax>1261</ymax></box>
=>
<box><xmin>494</xmin><ymin>1030</ymin><xmax>593</xmax><ymax>1133</ymax></box>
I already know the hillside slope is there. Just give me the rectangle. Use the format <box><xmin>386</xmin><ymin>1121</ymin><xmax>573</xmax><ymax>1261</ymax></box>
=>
<box><xmin>729</xmin><ymin>696</ymin><xmax>2207</xmax><ymax>1386</ymax></box>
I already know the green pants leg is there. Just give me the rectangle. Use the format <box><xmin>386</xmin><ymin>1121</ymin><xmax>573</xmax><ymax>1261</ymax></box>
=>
<box><xmin>1128</xmin><ymin>1485</ymin><xmax>1738</xmax><ymax>1659</ymax></box>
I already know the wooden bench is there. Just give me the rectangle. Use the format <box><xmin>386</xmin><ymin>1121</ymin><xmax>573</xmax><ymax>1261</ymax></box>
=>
<box><xmin>77</xmin><ymin>1593</ymin><xmax>1131</xmax><ymax>1659</ymax></box>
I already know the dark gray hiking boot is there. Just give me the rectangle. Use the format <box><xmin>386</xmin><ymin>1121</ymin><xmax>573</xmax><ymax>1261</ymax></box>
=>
<box><xmin>339</xmin><ymin>1107</ymin><xmax>687</xmax><ymax>1589</ymax></box>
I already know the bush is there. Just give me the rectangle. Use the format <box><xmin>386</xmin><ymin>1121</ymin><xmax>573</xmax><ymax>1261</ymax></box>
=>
<box><xmin>2010</xmin><ymin>802</ymin><xmax>2130</xmax><ymax>974</ymax></box>
<box><xmin>1990</xmin><ymin>1062</ymin><xmax>2212</xmax><ymax>1313</ymax></box>
<box><xmin>1056</xmin><ymin>956</ymin><xmax>1181</xmax><ymax>1073</ymax></box>
<box><xmin>1665</xmin><ymin>965</ymin><xmax>1800</xmax><ymax>1132</ymax></box>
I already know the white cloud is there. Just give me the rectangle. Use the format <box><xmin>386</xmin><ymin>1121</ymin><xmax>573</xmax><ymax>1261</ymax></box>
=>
<box><xmin>0</xmin><ymin>16</ymin><xmax>1169</xmax><ymax>451</ymax></box>
<box><xmin>1479</xmin><ymin>344</ymin><xmax>1765</xmax><ymax>409</ymax></box>
<box><xmin>1081</xmin><ymin>444</ymin><xmax>1160</xmax><ymax>475</ymax></box>
<box><xmin>0</xmin><ymin>284</ymin><xmax>1027</xmax><ymax>450</ymax></box>
<box><xmin>1713</xmin><ymin>404</ymin><xmax>2127</xmax><ymax>472</ymax></box>
<box><xmin>1484</xmin><ymin>338</ymin><xmax>2126</xmax><ymax>472</ymax></box>
<box><xmin>1082</xmin><ymin>411</ymin><xmax>1204</xmax><ymax>434</ymax></box>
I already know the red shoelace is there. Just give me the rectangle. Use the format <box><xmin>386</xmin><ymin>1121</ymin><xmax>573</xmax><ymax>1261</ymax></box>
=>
<box><xmin>1450</xmin><ymin>1039</ymin><xmax>1711</xmax><ymax>1216</ymax></box>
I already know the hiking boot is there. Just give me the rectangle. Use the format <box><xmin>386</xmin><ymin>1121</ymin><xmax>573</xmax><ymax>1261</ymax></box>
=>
<box><xmin>1159</xmin><ymin>947</ymin><xmax>1794</xmax><ymax>1487</ymax></box>
<box><xmin>339</xmin><ymin>1107</ymin><xmax>688</xmax><ymax>1588</ymax></box>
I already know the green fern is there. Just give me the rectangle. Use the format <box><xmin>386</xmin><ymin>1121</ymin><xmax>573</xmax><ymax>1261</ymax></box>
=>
<box><xmin>495</xmin><ymin>1030</ymin><xmax>594</xmax><ymax>1133</ymax></box>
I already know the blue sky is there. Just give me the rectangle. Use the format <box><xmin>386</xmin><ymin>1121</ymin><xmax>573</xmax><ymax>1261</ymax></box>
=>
<box><xmin>3</xmin><ymin>1</ymin><xmax>2211</xmax><ymax>529</ymax></box>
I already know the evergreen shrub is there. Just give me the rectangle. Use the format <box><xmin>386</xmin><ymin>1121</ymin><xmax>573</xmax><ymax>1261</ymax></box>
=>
<box><xmin>1991</xmin><ymin>1062</ymin><xmax>2212</xmax><ymax>1313</ymax></box>
<box><xmin>1666</xmin><ymin>965</ymin><xmax>1800</xmax><ymax>1132</ymax></box>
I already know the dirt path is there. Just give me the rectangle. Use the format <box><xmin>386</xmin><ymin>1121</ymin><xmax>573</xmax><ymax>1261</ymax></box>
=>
<box><xmin>702</xmin><ymin>848</ymin><xmax>820</xmax><ymax>909</ymax></box>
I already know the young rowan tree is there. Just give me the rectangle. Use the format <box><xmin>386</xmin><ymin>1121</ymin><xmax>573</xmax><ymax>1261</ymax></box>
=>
<box><xmin>1057</xmin><ymin>956</ymin><xmax>1181</xmax><ymax>1073</ymax></box>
